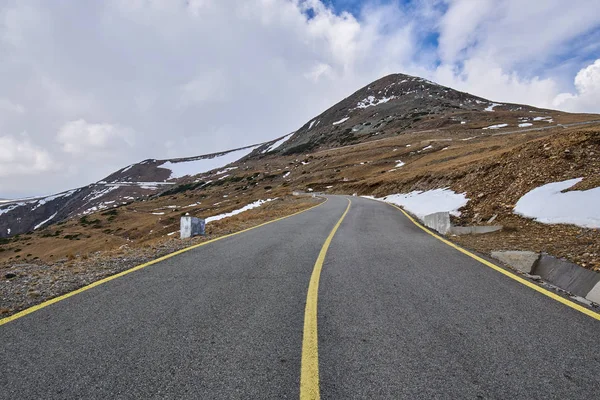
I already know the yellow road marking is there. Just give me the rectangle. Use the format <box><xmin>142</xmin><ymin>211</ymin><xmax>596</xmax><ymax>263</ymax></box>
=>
<box><xmin>301</xmin><ymin>198</ymin><xmax>351</xmax><ymax>400</ymax></box>
<box><xmin>0</xmin><ymin>198</ymin><xmax>328</xmax><ymax>327</ymax></box>
<box><xmin>387</xmin><ymin>203</ymin><xmax>600</xmax><ymax>321</ymax></box>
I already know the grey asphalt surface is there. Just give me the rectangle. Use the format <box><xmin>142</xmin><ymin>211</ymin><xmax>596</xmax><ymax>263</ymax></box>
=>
<box><xmin>319</xmin><ymin>196</ymin><xmax>600</xmax><ymax>399</ymax></box>
<box><xmin>1</xmin><ymin>195</ymin><xmax>599</xmax><ymax>399</ymax></box>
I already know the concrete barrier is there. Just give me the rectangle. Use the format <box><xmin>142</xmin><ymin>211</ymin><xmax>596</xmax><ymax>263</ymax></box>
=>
<box><xmin>180</xmin><ymin>216</ymin><xmax>205</xmax><ymax>239</ymax></box>
<box><xmin>585</xmin><ymin>283</ymin><xmax>600</xmax><ymax>303</ymax></box>
<box><xmin>533</xmin><ymin>254</ymin><xmax>600</xmax><ymax>298</ymax></box>
<box><xmin>417</xmin><ymin>210</ymin><xmax>600</xmax><ymax>304</ymax></box>
<box><xmin>490</xmin><ymin>250</ymin><xmax>540</xmax><ymax>274</ymax></box>
<box><xmin>421</xmin><ymin>211</ymin><xmax>502</xmax><ymax>236</ymax></box>
<box><xmin>423</xmin><ymin>212</ymin><xmax>452</xmax><ymax>234</ymax></box>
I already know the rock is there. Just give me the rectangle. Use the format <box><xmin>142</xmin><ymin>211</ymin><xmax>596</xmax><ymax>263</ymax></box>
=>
<box><xmin>525</xmin><ymin>274</ymin><xmax>542</xmax><ymax>281</ymax></box>
<box><xmin>5</xmin><ymin>272</ymin><xmax>17</xmax><ymax>280</ymax></box>
<box><xmin>491</xmin><ymin>250</ymin><xmax>540</xmax><ymax>274</ymax></box>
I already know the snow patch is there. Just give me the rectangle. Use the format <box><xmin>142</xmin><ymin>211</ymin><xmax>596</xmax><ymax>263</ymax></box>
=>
<box><xmin>121</xmin><ymin>164</ymin><xmax>134</xmax><ymax>173</ymax></box>
<box><xmin>518</xmin><ymin>123</ymin><xmax>533</xmax><ymax>127</ymax></box>
<box><xmin>85</xmin><ymin>185</ymin><xmax>119</xmax><ymax>202</ymax></box>
<box><xmin>32</xmin><ymin>189</ymin><xmax>78</xmax><ymax>210</ymax></box>
<box><xmin>34</xmin><ymin>212</ymin><xmax>57</xmax><ymax>230</ymax></box>
<box><xmin>514</xmin><ymin>178</ymin><xmax>600</xmax><ymax>228</ymax></box>
<box><xmin>263</xmin><ymin>134</ymin><xmax>292</xmax><ymax>153</ymax></box>
<box><xmin>205</xmin><ymin>198</ymin><xmax>277</xmax><ymax>223</ymax></box>
<box><xmin>332</xmin><ymin>117</ymin><xmax>349</xmax><ymax>125</ymax></box>
<box><xmin>215</xmin><ymin>167</ymin><xmax>238</xmax><ymax>175</ymax></box>
<box><xmin>161</xmin><ymin>146</ymin><xmax>258</xmax><ymax>179</ymax></box>
<box><xmin>0</xmin><ymin>203</ymin><xmax>26</xmax><ymax>216</ymax></box>
<box><xmin>373</xmin><ymin>189</ymin><xmax>469</xmax><ymax>219</ymax></box>
<box><xmin>482</xmin><ymin>123</ymin><xmax>508</xmax><ymax>130</ymax></box>
<box><xmin>484</xmin><ymin>103</ymin><xmax>503</xmax><ymax>112</ymax></box>
<box><xmin>355</xmin><ymin>95</ymin><xmax>396</xmax><ymax>109</ymax></box>
<box><xmin>395</xmin><ymin>160</ymin><xmax>405</xmax><ymax>168</ymax></box>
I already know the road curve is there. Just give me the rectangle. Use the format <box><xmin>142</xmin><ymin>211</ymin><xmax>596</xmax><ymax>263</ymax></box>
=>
<box><xmin>1</xmin><ymin>195</ymin><xmax>599</xmax><ymax>399</ymax></box>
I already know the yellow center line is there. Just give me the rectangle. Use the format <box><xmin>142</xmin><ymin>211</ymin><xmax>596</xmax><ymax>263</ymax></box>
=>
<box><xmin>0</xmin><ymin>198</ymin><xmax>328</xmax><ymax>327</ymax></box>
<box><xmin>300</xmin><ymin>198</ymin><xmax>351</xmax><ymax>400</ymax></box>
<box><xmin>387</xmin><ymin>202</ymin><xmax>600</xmax><ymax>321</ymax></box>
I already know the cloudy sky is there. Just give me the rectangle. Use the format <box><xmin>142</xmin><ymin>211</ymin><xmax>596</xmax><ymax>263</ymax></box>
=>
<box><xmin>1</xmin><ymin>0</ymin><xmax>599</xmax><ymax>198</ymax></box>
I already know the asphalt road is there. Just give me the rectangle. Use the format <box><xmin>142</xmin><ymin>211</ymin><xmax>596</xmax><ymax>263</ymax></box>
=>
<box><xmin>1</xmin><ymin>195</ymin><xmax>599</xmax><ymax>399</ymax></box>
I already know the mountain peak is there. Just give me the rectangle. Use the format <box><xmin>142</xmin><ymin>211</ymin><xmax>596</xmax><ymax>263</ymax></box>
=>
<box><xmin>268</xmin><ymin>73</ymin><xmax>538</xmax><ymax>154</ymax></box>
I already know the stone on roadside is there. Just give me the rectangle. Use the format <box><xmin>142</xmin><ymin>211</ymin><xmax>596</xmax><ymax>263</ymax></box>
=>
<box><xmin>491</xmin><ymin>250</ymin><xmax>540</xmax><ymax>274</ymax></box>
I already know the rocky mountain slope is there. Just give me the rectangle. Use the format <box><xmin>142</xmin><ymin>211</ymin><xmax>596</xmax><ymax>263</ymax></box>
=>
<box><xmin>1</xmin><ymin>72</ymin><xmax>598</xmax><ymax>254</ymax></box>
<box><xmin>1</xmin><ymin>73</ymin><xmax>596</xmax><ymax>240</ymax></box>
<box><xmin>0</xmin><ymin>141</ymin><xmax>288</xmax><ymax>238</ymax></box>
<box><xmin>2</xmin><ymin>72</ymin><xmax>600</xmax><ymax>317</ymax></box>
<box><xmin>263</xmin><ymin>73</ymin><xmax>554</xmax><ymax>154</ymax></box>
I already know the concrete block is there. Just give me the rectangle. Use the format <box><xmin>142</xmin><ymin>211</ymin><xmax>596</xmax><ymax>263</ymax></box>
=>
<box><xmin>423</xmin><ymin>212</ymin><xmax>451</xmax><ymax>235</ymax></box>
<box><xmin>490</xmin><ymin>250</ymin><xmax>540</xmax><ymax>274</ymax></box>
<box><xmin>585</xmin><ymin>282</ymin><xmax>600</xmax><ymax>304</ymax></box>
<box><xmin>450</xmin><ymin>225</ymin><xmax>503</xmax><ymax>235</ymax></box>
<box><xmin>180</xmin><ymin>216</ymin><xmax>205</xmax><ymax>239</ymax></box>
<box><xmin>534</xmin><ymin>254</ymin><xmax>600</xmax><ymax>298</ymax></box>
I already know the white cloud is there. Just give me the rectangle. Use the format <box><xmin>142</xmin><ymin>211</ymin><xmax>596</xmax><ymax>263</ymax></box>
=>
<box><xmin>0</xmin><ymin>0</ymin><xmax>598</xmax><ymax>198</ymax></box>
<box><xmin>438</xmin><ymin>0</ymin><xmax>494</xmax><ymax>63</ymax></box>
<box><xmin>0</xmin><ymin>98</ymin><xmax>24</xmax><ymax>114</ymax></box>
<box><xmin>304</xmin><ymin>63</ymin><xmax>333</xmax><ymax>82</ymax></box>
<box><xmin>554</xmin><ymin>59</ymin><xmax>600</xmax><ymax>112</ymax></box>
<box><xmin>434</xmin><ymin>58</ymin><xmax>559</xmax><ymax>108</ymax></box>
<box><xmin>56</xmin><ymin>119</ymin><xmax>136</xmax><ymax>156</ymax></box>
<box><xmin>438</xmin><ymin>0</ymin><xmax>600</xmax><ymax>69</ymax></box>
<box><xmin>179</xmin><ymin>70</ymin><xmax>232</xmax><ymax>107</ymax></box>
<box><xmin>0</xmin><ymin>133</ymin><xmax>56</xmax><ymax>177</ymax></box>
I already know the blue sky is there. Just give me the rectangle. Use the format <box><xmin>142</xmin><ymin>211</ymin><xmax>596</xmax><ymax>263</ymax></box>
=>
<box><xmin>0</xmin><ymin>0</ymin><xmax>599</xmax><ymax>197</ymax></box>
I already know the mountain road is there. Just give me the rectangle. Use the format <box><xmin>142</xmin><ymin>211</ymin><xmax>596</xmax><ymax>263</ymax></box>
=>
<box><xmin>1</xmin><ymin>195</ymin><xmax>599</xmax><ymax>399</ymax></box>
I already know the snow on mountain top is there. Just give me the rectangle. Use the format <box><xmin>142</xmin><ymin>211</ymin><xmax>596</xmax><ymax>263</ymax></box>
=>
<box><xmin>514</xmin><ymin>178</ymin><xmax>600</xmax><ymax>228</ymax></box>
<box><xmin>161</xmin><ymin>146</ymin><xmax>258</xmax><ymax>179</ymax></box>
<box><xmin>355</xmin><ymin>95</ymin><xmax>396</xmax><ymax>109</ymax></box>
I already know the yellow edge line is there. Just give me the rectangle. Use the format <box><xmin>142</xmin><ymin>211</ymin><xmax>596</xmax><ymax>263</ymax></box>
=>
<box><xmin>300</xmin><ymin>198</ymin><xmax>351</xmax><ymax>400</ymax></box>
<box><xmin>0</xmin><ymin>198</ymin><xmax>328</xmax><ymax>327</ymax></box>
<box><xmin>387</xmin><ymin>202</ymin><xmax>600</xmax><ymax>321</ymax></box>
